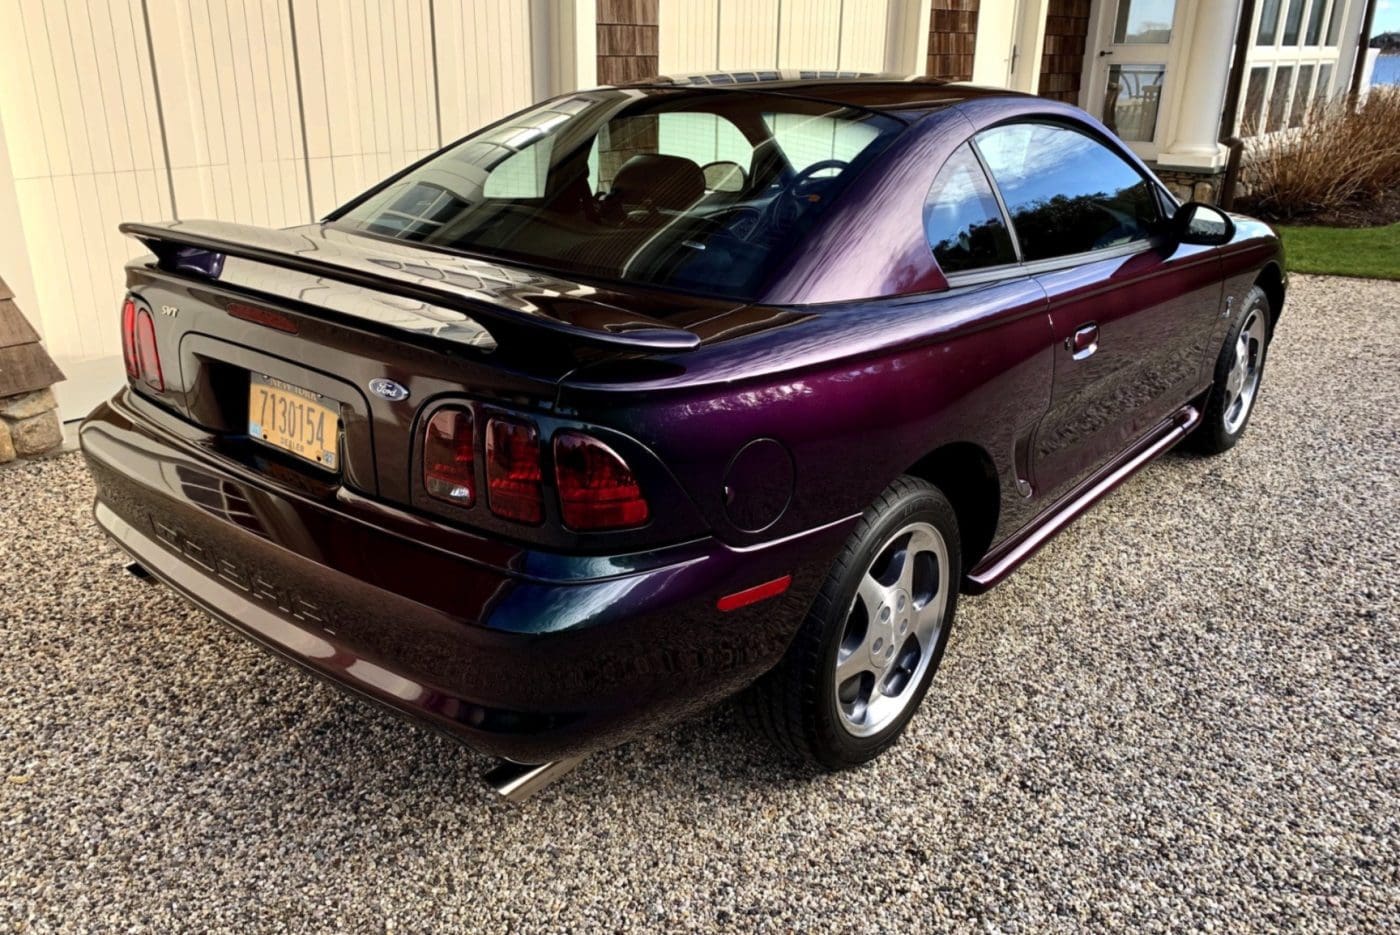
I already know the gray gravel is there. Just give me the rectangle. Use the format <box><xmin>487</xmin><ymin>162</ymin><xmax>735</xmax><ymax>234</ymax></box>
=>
<box><xmin>3</xmin><ymin>274</ymin><xmax>1398</xmax><ymax>933</ymax></box>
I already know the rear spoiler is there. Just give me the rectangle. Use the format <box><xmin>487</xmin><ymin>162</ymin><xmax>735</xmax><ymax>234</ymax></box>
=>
<box><xmin>118</xmin><ymin>220</ymin><xmax>701</xmax><ymax>353</ymax></box>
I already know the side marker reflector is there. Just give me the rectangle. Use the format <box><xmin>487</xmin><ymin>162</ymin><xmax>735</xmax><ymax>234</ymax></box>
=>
<box><xmin>717</xmin><ymin>575</ymin><xmax>792</xmax><ymax>612</ymax></box>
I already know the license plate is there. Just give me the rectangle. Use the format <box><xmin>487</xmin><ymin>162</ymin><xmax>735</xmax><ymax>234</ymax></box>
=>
<box><xmin>248</xmin><ymin>374</ymin><xmax>340</xmax><ymax>470</ymax></box>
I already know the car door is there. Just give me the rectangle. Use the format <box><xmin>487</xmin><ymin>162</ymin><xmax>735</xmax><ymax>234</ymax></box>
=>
<box><xmin>921</xmin><ymin>141</ymin><xmax>1053</xmax><ymax>526</ymax></box>
<box><xmin>973</xmin><ymin>121</ymin><xmax>1223</xmax><ymax>502</ymax></box>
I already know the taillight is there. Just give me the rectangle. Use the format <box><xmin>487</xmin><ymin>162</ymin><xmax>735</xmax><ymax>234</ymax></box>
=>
<box><xmin>121</xmin><ymin>298</ymin><xmax>139</xmax><ymax>379</ymax></box>
<box><xmin>553</xmin><ymin>432</ymin><xmax>649</xmax><ymax>530</ymax></box>
<box><xmin>121</xmin><ymin>297</ymin><xmax>164</xmax><ymax>392</ymax></box>
<box><xmin>486</xmin><ymin>418</ymin><xmax>544</xmax><ymax>524</ymax></box>
<box><xmin>134</xmin><ymin>310</ymin><xmax>164</xmax><ymax>392</ymax></box>
<box><xmin>423</xmin><ymin>408</ymin><xmax>475</xmax><ymax>505</ymax></box>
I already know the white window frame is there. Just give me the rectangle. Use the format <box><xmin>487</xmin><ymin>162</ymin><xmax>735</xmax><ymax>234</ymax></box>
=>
<box><xmin>1235</xmin><ymin>0</ymin><xmax>1358</xmax><ymax>138</ymax></box>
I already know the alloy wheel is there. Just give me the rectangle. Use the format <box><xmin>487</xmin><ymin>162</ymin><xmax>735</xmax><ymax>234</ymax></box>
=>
<box><xmin>1223</xmin><ymin>308</ymin><xmax>1268</xmax><ymax>434</ymax></box>
<box><xmin>833</xmin><ymin>521</ymin><xmax>950</xmax><ymax>737</ymax></box>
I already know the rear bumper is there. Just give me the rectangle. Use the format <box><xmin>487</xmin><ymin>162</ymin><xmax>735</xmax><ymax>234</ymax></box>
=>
<box><xmin>81</xmin><ymin>390</ymin><xmax>851</xmax><ymax>762</ymax></box>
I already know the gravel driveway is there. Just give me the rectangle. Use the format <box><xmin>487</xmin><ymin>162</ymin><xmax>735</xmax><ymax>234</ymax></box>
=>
<box><xmin>2</xmin><ymin>275</ymin><xmax>1397</xmax><ymax>932</ymax></box>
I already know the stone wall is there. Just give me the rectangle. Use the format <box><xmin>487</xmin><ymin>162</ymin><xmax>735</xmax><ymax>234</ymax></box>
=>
<box><xmin>1152</xmin><ymin>166</ymin><xmax>1227</xmax><ymax>205</ymax></box>
<box><xmin>0</xmin><ymin>389</ymin><xmax>63</xmax><ymax>463</ymax></box>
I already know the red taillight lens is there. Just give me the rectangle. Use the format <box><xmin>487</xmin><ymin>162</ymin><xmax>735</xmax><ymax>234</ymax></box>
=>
<box><xmin>553</xmin><ymin>432</ymin><xmax>649</xmax><ymax>531</ymax></box>
<box><xmin>121</xmin><ymin>298</ymin><xmax>139</xmax><ymax>379</ymax></box>
<box><xmin>133</xmin><ymin>308</ymin><xmax>164</xmax><ymax>392</ymax></box>
<box><xmin>486</xmin><ymin>418</ymin><xmax>544</xmax><ymax>524</ymax></box>
<box><xmin>424</xmin><ymin>408</ymin><xmax>476</xmax><ymax>505</ymax></box>
<box><xmin>121</xmin><ymin>297</ymin><xmax>164</xmax><ymax>392</ymax></box>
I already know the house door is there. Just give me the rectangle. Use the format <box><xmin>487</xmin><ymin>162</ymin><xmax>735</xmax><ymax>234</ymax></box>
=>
<box><xmin>1086</xmin><ymin>0</ymin><xmax>1183</xmax><ymax>159</ymax></box>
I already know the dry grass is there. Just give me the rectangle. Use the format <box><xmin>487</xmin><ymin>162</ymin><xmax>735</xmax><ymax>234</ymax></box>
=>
<box><xmin>1242</xmin><ymin>86</ymin><xmax>1400</xmax><ymax>223</ymax></box>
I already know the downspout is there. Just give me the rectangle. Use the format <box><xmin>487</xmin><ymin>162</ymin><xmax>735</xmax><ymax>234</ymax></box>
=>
<box><xmin>1349</xmin><ymin>0</ymin><xmax>1380</xmax><ymax>104</ymax></box>
<box><xmin>1218</xmin><ymin>0</ymin><xmax>1258</xmax><ymax>211</ymax></box>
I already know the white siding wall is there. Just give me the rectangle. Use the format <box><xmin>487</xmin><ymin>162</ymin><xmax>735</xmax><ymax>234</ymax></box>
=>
<box><xmin>0</xmin><ymin>0</ymin><xmax>172</xmax><ymax>364</ymax></box>
<box><xmin>0</xmin><ymin>0</ymin><xmax>537</xmax><ymax>383</ymax></box>
<box><xmin>660</xmin><ymin>0</ymin><xmax>901</xmax><ymax>74</ymax></box>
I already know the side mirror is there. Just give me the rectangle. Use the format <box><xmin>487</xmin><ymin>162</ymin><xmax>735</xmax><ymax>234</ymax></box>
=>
<box><xmin>1173</xmin><ymin>201</ymin><xmax>1235</xmax><ymax>246</ymax></box>
<box><xmin>701</xmin><ymin>160</ymin><xmax>747</xmax><ymax>194</ymax></box>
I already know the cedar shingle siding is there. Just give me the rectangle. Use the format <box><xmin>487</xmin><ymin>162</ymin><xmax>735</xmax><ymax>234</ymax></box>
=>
<box><xmin>0</xmin><ymin>277</ymin><xmax>63</xmax><ymax>399</ymax></box>
<box><xmin>1040</xmin><ymin>0</ymin><xmax>1092</xmax><ymax>104</ymax></box>
<box><xmin>598</xmin><ymin>0</ymin><xmax>659</xmax><ymax>85</ymax></box>
<box><xmin>927</xmin><ymin>1</ymin><xmax>980</xmax><ymax>81</ymax></box>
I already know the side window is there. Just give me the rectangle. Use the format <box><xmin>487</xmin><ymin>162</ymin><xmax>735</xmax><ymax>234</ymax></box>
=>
<box><xmin>974</xmin><ymin>123</ymin><xmax>1160</xmax><ymax>262</ymax></box>
<box><xmin>923</xmin><ymin>144</ymin><xmax>1017</xmax><ymax>274</ymax></box>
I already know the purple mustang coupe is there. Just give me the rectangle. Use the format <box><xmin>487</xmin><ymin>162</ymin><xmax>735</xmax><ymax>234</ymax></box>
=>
<box><xmin>81</xmin><ymin>74</ymin><xmax>1283</xmax><ymax>799</ymax></box>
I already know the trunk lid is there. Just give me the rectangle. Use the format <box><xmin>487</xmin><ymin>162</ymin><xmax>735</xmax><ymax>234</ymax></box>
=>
<box><xmin>116</xmin><ymin>220</ymin><xmax>736</xmax><ymax>510</ymax></box>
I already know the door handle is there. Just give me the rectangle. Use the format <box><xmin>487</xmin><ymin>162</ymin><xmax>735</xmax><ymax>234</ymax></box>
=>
<box><xmin>1067</xmin><ymin>324</ymin><xmax>1099</xmax><ymax>361</ymax></box>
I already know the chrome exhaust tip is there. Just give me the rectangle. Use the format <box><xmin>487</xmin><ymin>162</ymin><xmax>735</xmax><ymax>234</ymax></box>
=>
<box><xmin>484</xmin><ymin>756</ymin><xmax>584</xmax><ymax>803</ymax></box>
<box><xmin>123</xmin><ymin>560</ymin><xmax>154</xmax><ymax>582</ymax></box>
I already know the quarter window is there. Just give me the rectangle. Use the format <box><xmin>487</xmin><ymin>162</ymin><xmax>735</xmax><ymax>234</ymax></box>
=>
<box><xmin>923</xmin><ymin>144</ymin><xmax>1016</xmax><ymax>274</ymax></box>
<box><xmin>974</xmin><ymin>123</ymin><xmax>1159</xmax><ymax>262</ymax></box>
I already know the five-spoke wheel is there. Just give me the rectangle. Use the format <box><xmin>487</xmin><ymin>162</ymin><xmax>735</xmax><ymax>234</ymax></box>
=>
<box><xmin>1222</xmin><ymin>305</ymin><xmax>1268</xmax><ymax>435</ymax></box>
<box><xmin>1192</xmin><ymin>284</ymin><xmax>1273</xmax><ymax>455</ymax></box>
<box><xmin>743</xmin><ymin>476</ymin><xmax>961</xmax><ymax>768</ymax></box>
<box><xmin>833</xmin><ymin>522</ymin><xmax>949</xmax><ymax>737</ymax></box>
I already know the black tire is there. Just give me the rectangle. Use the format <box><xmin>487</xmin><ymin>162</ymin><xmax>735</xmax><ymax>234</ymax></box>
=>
<box><xmin>742</xmin><ymin>476</ymin><xmax>961</xmax><ymax>769</ymax></box>
<box><xmin>1190</xmin><ymin>285</ymin><xmax>1273</xmax><ymax>455</ymax></box>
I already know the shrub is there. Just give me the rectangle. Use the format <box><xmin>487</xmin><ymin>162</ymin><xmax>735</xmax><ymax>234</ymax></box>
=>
<box><xmin>1240</xmin><ymin>86</ymin><xmax>1400</xmax><ymax>222</ymax></box>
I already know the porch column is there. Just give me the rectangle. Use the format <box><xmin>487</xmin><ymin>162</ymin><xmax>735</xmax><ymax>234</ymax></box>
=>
<box><xmin>1012</xmin><ymin>0</ymin><xmax>1050</xmax><ymax>94</ymax></box>
<box><xmin>534</xmin><ymin>0</ymin><xmax>598</xmax><ymax>97</ymax></box>
<box><xmin>885</xmin><ymin>0</ymin><xmax>932</xmax><ymax>76</ymax></box>
<box><xmin>1156</xmin><ymin>0</ymin><xmax>1241</xmax><ymax>170</ymax></box>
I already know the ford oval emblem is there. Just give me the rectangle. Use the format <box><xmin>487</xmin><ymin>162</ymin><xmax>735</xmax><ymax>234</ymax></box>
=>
<box><xmin>368</xmin><ymin>378</ymin><xmax>409</xmax><ymax>402</ymax></box>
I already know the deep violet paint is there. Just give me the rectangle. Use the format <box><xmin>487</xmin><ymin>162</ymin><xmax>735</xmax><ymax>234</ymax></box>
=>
<box><xmin>80</xmin><ymin>78</ymin><xmax>1286</xmax><ymax>764</ymax></box>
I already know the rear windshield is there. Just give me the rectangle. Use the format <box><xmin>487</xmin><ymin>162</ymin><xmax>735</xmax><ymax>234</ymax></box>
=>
<box><xmin>330</xmin><ymin>90</ymin><xmax>902</xmax><ymax>301</ymax></box>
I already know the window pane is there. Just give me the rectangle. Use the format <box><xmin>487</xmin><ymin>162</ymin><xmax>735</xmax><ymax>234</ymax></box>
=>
<box><xmin>590</xmin><ymin>112</ymin><xmax>757</xmax><ymax>193</ymax></box>
<box><xmin>1326</xmin><ymin>1</ymin><xmax>1344</xmax><ymax>45</ymax></box>
<box><xmin>1257</xmin><ymin>0</ymin><xmax>1282</xmax><ymax>44</ymax></box>
<box><xmin>1290</xmin><ymin>65</ymin><xmax>1316</xmax><ymax>127</ymax></box>
<box><xmin>1242</xmin><ymin>66</ymin><xmax>1271</xmax><ymax>136</ymax></box>
<box><xmin>923</xmin><ymin>144</ymin><xmax>1016</xmax><ymax>274</ymax></box>
<box><xmin>1282</xmin><ymin>0</ymin><xmax>1306</xmax><ymax>45</ymax></box>
<box><xmin>763</xmin><ymin>113</ymin><xmax>881</xmax><ymax>173</ymax></box>
<box><xmin>1112</xmin><ymin>0</ymin><xmax>1176</xmax><ymax>43</ymax></box>
<box><xmin>484</xmin><ymin>138</ymin><xmax>554</xmax><ymax>199</ymax></box>
<box><xmin>1305</xmin><ymin>0</ymin><xmax>1328</xmax><ymax>45</ymax></box>
<box><xmin>1268</xmin><ymin>66</ymin><xmax>1295</xmax><ymax>132</ymax></box>
<box><xmin>1104</xmin><ymin>64</ymin><xmax>1166</xmax><ymax>142</ymax></box>
<box><xmin>975</xmin><ymin>123</ymin><xmax>1159</xmax><ymax>262</ymax></box>
<box><xmin>1318</xmin><ymin>64</ymin><xmax>1335</xmax><ymax>102</ymax></box>
<box><xmin>658</xmin><ymin>113</ymin><xmax>754</xmax><ymax>174</ymax></box>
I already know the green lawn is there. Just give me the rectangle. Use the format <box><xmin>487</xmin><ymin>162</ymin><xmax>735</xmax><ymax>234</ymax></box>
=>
<box><xmin>1278</xmin><ymin>222</ymin><xmax>1400</xmax><ymax>280</ymax></box>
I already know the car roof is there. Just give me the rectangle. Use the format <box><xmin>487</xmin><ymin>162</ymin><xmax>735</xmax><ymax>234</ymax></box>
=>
<box><xmin>619</xmin><ymin>70</ymin><xmax>1034</xmax><ymax>116</ymax></box>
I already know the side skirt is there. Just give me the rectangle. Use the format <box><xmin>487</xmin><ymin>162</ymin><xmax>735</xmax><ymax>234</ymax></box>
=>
<box><xmin>963</xmin><ymin>404</ymin><xmax>1202</xmax><ymax>594</ymax></box>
